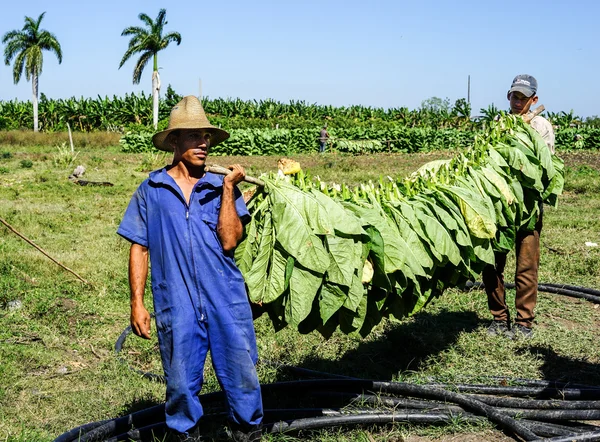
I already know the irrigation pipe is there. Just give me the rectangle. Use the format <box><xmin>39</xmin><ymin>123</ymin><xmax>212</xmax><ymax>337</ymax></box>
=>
<box><xmin>531</xmin><ymin>432</ymin><xmax>600</xmax><ymax>442</ymax></box>
<box><xmin>56</xmin><ymin>281</ymin><xmax>600</xmax><ymax>442</ymax></box>
<box><xmin>464</xmin><ymin>281</ymin><xmax>600</xmax><ymax>304</ymax></box>
<box><xmin>0</xmin><ymin>216</ymin><xmax>92</xmax><ymax>286</ymax></box>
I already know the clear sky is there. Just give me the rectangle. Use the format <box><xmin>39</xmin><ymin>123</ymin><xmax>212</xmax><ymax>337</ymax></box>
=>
<box><xmin>1</xmin><ymin>0</ymin><xmax>598</xmax><ymax>117</ymax></box>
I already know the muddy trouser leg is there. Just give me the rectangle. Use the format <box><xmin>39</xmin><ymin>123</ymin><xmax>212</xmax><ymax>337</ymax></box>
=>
<box><xmin>209</xmin><ymin>300</ymin><xmax>263</xmax><ymax>428</ymax></box>
<box><xmin>156</xmin><ymin>307</ymin><xmax>209</xmax><ymax>435</ymax></box>
<box><xmin>483</xmin><ymin>252</ymin><xmax>510</xmax><ymax>323</ymax></box>
<box><xmin>515</xmin><ymin>213</ymin><xmax>543</xmax><ymax>328</ymax></box>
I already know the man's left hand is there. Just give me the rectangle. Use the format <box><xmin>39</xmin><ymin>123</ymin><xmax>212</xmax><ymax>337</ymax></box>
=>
<box><xmin>224</xmin><ymin>164</ymin><xmax>246</xmax><ymax>187</ymax></box>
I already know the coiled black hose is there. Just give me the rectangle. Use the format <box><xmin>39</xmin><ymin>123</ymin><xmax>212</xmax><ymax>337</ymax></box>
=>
<box><xmin>55</xmin><ymin>281</ymin><xmax>600</xmax><ymax>442</ymax></box>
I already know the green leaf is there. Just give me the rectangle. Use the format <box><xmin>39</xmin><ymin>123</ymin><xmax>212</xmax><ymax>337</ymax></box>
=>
<box><xmin>285</xmin><ymin>265</ymin><xmax>323</xmax><ymax>327</ymax></box>
<box><xmin>309</xmin><ymin>189</ymin><xmax>366</xmax><ymax>237</ymax></box>
<box><xmin>438</xmin><ymin>185</ymin><xmax>497</xmax><ymax>239</ymax></box>
<box><xmin>263</xmin><ymin>246</ymin><xmax>288</xmax><ymax>303</ymax></box>
<box><xmin>245</xmin><ymin>211</ymin><xmax>273</xmax><ymax>303</ymax></box>
<box><xmin>343</xmin><ymin>273</ymin><xmax>366</xmax><ymax>312</ymax></box>
<box><xmin>319</xmin><ymin>283</ymin><xmax>347</xmax><ymax>323</ymax></box>
<box><xmin>235</xmin><ymin>214</ymin><xmax>259</xmax><ymax>274</ymax></box>
<box><xmin>325</xmin><ymin>235</ymin><xmax>362</xmax><ymax>288</ymax></box>
<box><xmin>268</xmin><ymin>190</ymin><xmax>330</xmax><ymax>274</ymax></box>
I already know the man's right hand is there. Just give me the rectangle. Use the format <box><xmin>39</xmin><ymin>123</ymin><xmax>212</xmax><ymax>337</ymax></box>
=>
<box><xmin>131</xmin><ymin>305</ymin><xmax>151</xmax><ymax>339</ymax></box>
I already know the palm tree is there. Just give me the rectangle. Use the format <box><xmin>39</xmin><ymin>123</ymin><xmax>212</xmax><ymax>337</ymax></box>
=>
<box><xmin>119</xmin><ymin>9</ymin><xmax>181</xmax><ymax>130</ymax></box>
<box><xmin>2</xmin><ymin>12</ymin><xmax>62</xmax><ymax>132</ymax></box>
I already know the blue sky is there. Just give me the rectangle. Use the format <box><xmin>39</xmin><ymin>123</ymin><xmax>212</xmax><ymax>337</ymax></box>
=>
<box><xmin>1</xmin><ymin>0</ymin><xmax>598</xmax><ymax>117</ymax></box>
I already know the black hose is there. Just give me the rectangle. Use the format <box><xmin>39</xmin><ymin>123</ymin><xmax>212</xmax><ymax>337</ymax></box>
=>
<box><xmin>499</xmin><ymin>408</ymin><xmax>600</xmax><ymax>421</ymax></box>
<box><xmin>469</xmin><ymin>394</ymin><xmax>600</xmax><ymax>410</ymax></box>
<box><xmin>52</xmin><ymin>419</ymin><xmax>113</xmax><ymax>442</ymax></box>
<box><xmin>267</xmin><ymin>411</ymin><xmax>480</xmax><ymax>433</ymax></box>
<box><xmin>62</xmin><ymin>281</ymin><xmax>600</xmax><ymax>442</ymax></box>
<box><xmin>464</xmin><ymin>281</ymin><xmax>600</xmax><ymax>304</ymax></box>
<box><xmin>114</xmin><ymin>320</ymin><xmax>166</xmax><ymax>384</ymax></box>
<box><xmin>76</xmin><ymin>405</ymin><xmax>165</xmax><ymax>442</ymax></box>
<box><xmin>313</xmin><ymin>391</ymin><xmax>462</xmax><ymax>411</ymax></box>
<box><xmin>541</xmin><ymin>283</ymin><xmax>600</xmax><ymax>297</ymax></box>
<box><xmin>530</xmin><ymin>431</ymin><xmax>600</xmax><ymax>442</ymax></box>
<box><xmin>102</xmin><ymin>423</ymin><xmax>166</xmax><ymax>442</ymax></box>
<box><xmin>425</xmin><ymin>383</ymin><xmax>600</xmax><ymax>399</ymax></box>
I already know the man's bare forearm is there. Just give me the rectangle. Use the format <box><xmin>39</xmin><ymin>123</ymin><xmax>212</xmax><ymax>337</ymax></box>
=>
<box><xmin>129</xmin><ymin>243</ymin><xmax>151</xmax><ymax>339</ymax></box>
<box><xmin>129</xmin><ymin>243</ymin><xmax>149</xmax><ymax>307</ymax></box>
<box><xmin>218</xmin><ymin>181</ymin><xmax>243</xmax><ymax>252</ymax></box>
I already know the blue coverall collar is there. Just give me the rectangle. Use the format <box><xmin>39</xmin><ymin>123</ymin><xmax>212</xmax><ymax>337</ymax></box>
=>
<box><xmin>148</xmin><ymin>167</ymin><xmax>223</xmax><ymax>189</ymax></box>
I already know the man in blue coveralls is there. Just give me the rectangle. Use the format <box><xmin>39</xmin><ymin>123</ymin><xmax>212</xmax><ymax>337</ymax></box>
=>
<box><xmin>117</xmin><ymin>96</ymin><xmax>263</xmax><ymax>441</ymax></box>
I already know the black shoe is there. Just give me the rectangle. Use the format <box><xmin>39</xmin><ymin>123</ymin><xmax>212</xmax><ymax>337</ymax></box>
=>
<box><xmin>509</xmin><ymin>323</ymin><xmax>534</xmax><ymax>340</ymax></box>
<box><xmin>487</xmin><ymin>320</ymin><xmax>510</xmax><ymax>336</ymax></box>
<box><xmin>172</xmin><ymin>425</ymin><xmax>203</xmax><ymax>442</ymax></box>
<box><xmin>227</xmin><ymin>423</ymin><xmax>262</xmax><ymax>442</ymax></box>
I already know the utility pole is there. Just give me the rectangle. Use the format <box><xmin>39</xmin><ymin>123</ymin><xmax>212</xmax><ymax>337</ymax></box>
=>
<box><xmin>467</xmin><ymin>75</ymin><xmax>471</xmax><ymax>103</ymax></box>
<box><xmin>199</xmin><ymin>78</ymin><xmax>202</xmax><ymax>101</ymax></box>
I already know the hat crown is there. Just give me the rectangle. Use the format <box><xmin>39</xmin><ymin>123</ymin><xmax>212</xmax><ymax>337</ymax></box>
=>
<box><xmin>167</xmin><ymin>95</ymin><xmax>211</xmax><ymax>130</ymax></box>
<box><xmin>510</xmin><ymin>74</ymin><xmax>538</xmax><ymax>96</ymax></box>
<box><xmin>151</xmin><ymin>95</ymin><xmax>230</xmax><ymax>152</ymax></box>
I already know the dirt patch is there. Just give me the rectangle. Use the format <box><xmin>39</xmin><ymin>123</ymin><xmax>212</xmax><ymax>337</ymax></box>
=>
<box><xmin>405</xmin><ymin>432</ymin><xmax>513</xmax><ymax>442</ymax></box>
<box><xmin>561</xmin><ymin>151</ymin><xmax>600</xmax><ymax>170</ymax></box>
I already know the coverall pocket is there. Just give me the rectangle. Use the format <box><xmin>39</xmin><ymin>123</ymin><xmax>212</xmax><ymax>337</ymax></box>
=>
<box><xmin>154</xmin><ymin>306</ymin><xmax>173</xmax><ymax>333</ymax></box>
<box><xmin>200</xmin><ymin>213</ymin><xmax>223</xmax><ymax>253</ymax></box>
<box><xmin>227</xmin><ymin>301</ymin><xmax>253</xmax><ymax>323</ymax></box>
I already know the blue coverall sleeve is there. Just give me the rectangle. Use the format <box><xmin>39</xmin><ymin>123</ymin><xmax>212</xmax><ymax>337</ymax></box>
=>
<box><xmin>117</xmin><ymin>186</ymin><xmax>149</xmax><ymax>247</ymax></box>
<box><xmin>234</xmin><ymin>186</ymin><xmax>251</xmax><ymax>226</ymax></box>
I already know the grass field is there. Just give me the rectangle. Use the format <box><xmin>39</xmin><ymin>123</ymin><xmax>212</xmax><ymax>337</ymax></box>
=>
<box><xmin>0</xmin><ymin>143</ymin><xmax>599</xmax><ymax>442</ymax></box>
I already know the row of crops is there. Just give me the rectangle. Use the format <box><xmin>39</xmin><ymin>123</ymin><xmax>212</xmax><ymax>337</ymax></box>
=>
<box><xmin>2</xmin><ymin>86</ymin><xmax>599</xmax><ymax>153</ymax></box>
<box><xmin>119</xmin><ymin>126</ymin><xmax>600</xmax><ymax>155</ymax></box>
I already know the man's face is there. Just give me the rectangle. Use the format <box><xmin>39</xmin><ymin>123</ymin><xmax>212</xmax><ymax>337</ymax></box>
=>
<box><xmin>170</xmin><ymin>129</ymin><xmax>212</xmax><ymax>167</ymax></box>
<box><xmin>508</xmin><ymin>91</ymin><xmax>538</xmax><ymax>115</ymax></box>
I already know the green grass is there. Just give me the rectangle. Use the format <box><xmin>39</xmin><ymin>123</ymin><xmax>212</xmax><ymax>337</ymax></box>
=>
<box><xmin>0</xmin><ymin>144</ymin><xmax>599</xmax><ymax>441</ymax></box>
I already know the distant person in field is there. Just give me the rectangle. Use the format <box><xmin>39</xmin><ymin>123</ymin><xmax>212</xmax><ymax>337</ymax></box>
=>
<box><xmin>483</xmin><ymin>74</ymin><xmax>555</xmax><ymax>339</ymax></box>
<box><xmin>117</xmin><ymin>96</ymin><xmax>263</xmax><ymax>442</ymax></box>
<box><xmin>319</xmin><ymin>125</ymin><xmax>330</xmax><ymax>153</ymax></box>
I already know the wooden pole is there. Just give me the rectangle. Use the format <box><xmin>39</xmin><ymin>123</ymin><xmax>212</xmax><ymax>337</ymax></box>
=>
<box><xmin>67</xmin><ymin>122</ymin><xmax>74</xmax><ymax>154</ymax></box>
<box><xmin>0</xmin><ymin>217</ymin><xmax>92</xmax><ymax>286</ymax></box>
<box><xmin>205</xmin><ymin>165</ymin><xmax>265</xmax><ymax>187</ymax></box>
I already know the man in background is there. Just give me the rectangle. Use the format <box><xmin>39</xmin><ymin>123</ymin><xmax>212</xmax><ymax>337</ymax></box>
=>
<box><xmin>483</xmin><ymin>74</ymin><xmax>555</xmax><ymax>339</ymax></box>
<box><xmin>319</xmin><ymin>125</ymin><xmax>330</xmax><ymax>153</ymax></box>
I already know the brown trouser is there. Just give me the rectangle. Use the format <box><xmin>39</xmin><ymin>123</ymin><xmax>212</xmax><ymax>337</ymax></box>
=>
<box><xmin>482</xmin><ymin>213</ymin><xmax>543</xmax><ymax>328</ymax></box>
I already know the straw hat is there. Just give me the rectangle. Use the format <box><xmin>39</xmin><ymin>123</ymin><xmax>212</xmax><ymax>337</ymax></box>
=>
<box><xmin>152</xmin><ymin>96</ymin><xmax>230</xmax><ymax>152</ymax></box>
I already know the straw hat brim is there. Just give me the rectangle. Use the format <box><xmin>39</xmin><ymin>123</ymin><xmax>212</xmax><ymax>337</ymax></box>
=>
<box><xmin>152</xmin><ymin>126</ymin><xmax>230</xmax><ymax>152</ymax></box>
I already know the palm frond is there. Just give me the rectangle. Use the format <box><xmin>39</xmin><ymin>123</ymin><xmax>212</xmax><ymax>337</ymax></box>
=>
<box><xmin>3</xmin><ymin>38</ymin><xmax>27</xmax><ymax>65</ymax></box>
<box><xmin>121</xmin><ymin>26</ymin><xmax>147</xmax><ymax>37</ymax></box>
<box><xmin>12</xmin><ymin>50</ymin><xmax>27</xmax><ymax>84</ymax></box>
<box><xmin>132</xmin><ymin>51</ymin><xmax>153</xmax><ymax>84</ymax></box>
<box><xmin>34</xmin><ymin>12</ymin><xmax>47</xmax><ymax>30</ymax></box>
<box><xmin>162</xmin><ymin>32</ymin><xmax>181</xmax><ymax>46</ymax></box>
<box><xmin>119</xmin><ymin>43</ymin><xmax>144</xmax><ymax>68</ymax></box>
<box><xmin>154</xmin><ymin>9</ymin><xmax>167</xmax><ymax>34</ymax></box>
<box><xmin>38</xmin><ymin>31</ymin><xmax>62</xmax><ymax>63</ymax></box>
<box><xmin>138</xmin><ymin>13</ymin><xmax>153</xmax><ymax>28</ymax></box>
<box><xmin>2</xmin><ymin>29</ymin><xmax>24</xmax><ymax>44</ymax></box>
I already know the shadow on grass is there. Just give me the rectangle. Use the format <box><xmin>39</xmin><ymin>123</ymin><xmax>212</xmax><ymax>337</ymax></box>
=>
<box><xmin>525</xmin><ymin>345</ymin><xmax>600</xmax><ymax>386</ymax></box>
<box><xmin>119</xmin><ymin>395</ymin><xmax>164</xmax><ymax>417</ymax></box>
<box><xmin>295</xmin><ymin>309</ymin><xmax>483</xmax><ymax>381</ymax></box>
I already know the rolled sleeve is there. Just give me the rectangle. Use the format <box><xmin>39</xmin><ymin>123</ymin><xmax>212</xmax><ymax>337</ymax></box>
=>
<box><xmin>117</xmin><ymin>187</ymin><xmax>149</xmax><ymax>247</ymax></box>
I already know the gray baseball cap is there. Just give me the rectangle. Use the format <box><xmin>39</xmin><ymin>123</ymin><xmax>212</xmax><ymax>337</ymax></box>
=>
<box><xmin>508</xmin><ymin>74</ymin><xmax>538</xmax><ymax>97</ymax></box>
